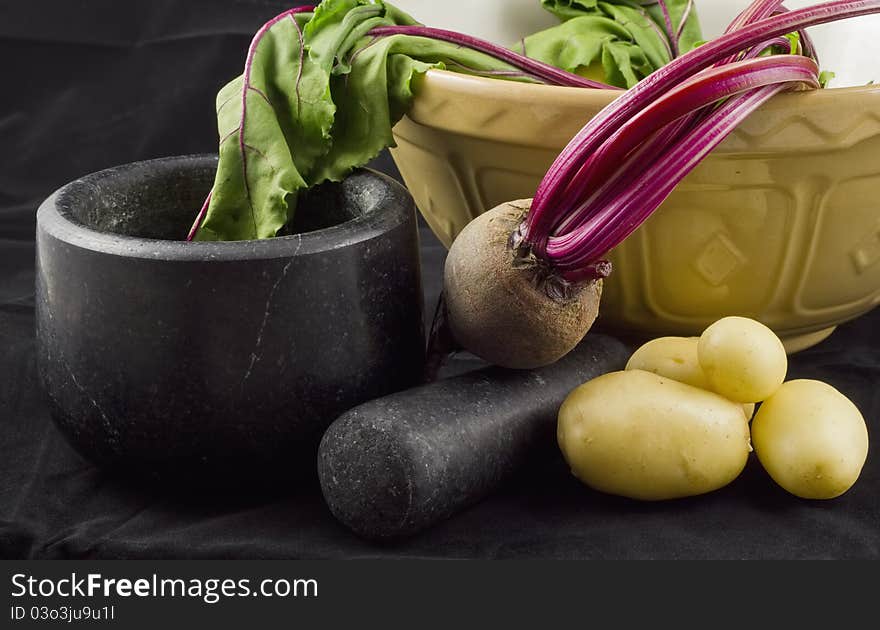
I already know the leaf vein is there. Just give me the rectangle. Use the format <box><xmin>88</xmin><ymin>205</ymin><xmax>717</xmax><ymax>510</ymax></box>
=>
<box><xmin>247</xmin><ymin>85</ymin><xmax>272</xmax><ymax>107</ymax></box>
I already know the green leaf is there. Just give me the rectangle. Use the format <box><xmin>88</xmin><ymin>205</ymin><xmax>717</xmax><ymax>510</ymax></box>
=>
<box><xmin>542</xmin><ymin>0</ymin><xmax>601</xmax><ymax>21</ymax></box>
<box><xmin>602</xmin><ymin>39</ymin><xmax>652</xmax><ymax>88</ymax></box>
<box><xmin>531</xmin><ymin>1</ymin><xmax>704</xmax><ymax>87</ymax></box>
<box><xmin>600</xmin><ymin>3</ymin><xmax>673</xmax><ymax>70</ymax></box>
<box><xmin>819</xmin><ymin>70</ymin><xmax>836</xmax><ymax>88</ymax></box>
<box><xmin>523</xmin><ymin>16</ymin><xmax>626</xmax><ymax>73</ymax></box>
<box><xmin>309</xmin><ymin>42</ymin><xmax>435</xmax><ymax>185</ymax></box>
<box><xmin>198</xmin><ymin>10</ymin><xmax>333</xmax><ymax>241</ymax></box>
<box><xmin>198</xmin><ymin>0</ymin><xmax>530</xmax><ymax>241</ymax></box>
<box><xmin>312</xmin><ymin>31</ymin><xmax>531</xmax><ymax>184</ymax></box>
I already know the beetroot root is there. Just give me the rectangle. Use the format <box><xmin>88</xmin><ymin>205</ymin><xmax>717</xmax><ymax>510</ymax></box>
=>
<box><xmin>443</xmin><ymin>200</ymin><xmax>602</xmax><ymax>369</ymax></box>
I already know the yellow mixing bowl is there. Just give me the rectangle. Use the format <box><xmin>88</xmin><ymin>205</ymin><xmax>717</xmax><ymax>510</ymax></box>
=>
<box><xmin>390</xmin><ymin>70</ymin><xmax>880</xmax><ymax>351</ymax></box>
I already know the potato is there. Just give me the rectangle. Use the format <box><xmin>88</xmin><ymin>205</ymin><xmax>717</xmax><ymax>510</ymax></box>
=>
<box><xmin>752</xmin><ymin>379</ymin><xmax>869</xmax><ymax>499</ymax></box>
<box><xmin>698</xmin><ymin>316</ymin><xmax>787</xmax><ymax>403</ymax></box>
<box><xmin>626</xmin><ymin>336</ymin><xmax>710</xmax><ymax>389</ymax></box>
<box><xmin>626</xmin><ymin>336</ymin><xmax>755</xmax><ymax>420</ymax></box>
<box><xmin>557</xmin><ymin>370</ymin><xmax>751</xmax><ymax>501</ymax></box>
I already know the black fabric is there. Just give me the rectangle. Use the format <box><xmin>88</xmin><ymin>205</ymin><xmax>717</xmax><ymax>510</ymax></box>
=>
<box><xmin>1</xmin><ymin>1</ymin><xmax>878</xmax><ymax>559</ymax></box>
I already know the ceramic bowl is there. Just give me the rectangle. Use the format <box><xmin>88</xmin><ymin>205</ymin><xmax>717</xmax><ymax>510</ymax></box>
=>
<box><xmin>390</xmin><ymin>73</ymin><xmax>880</xmax><ymax>350</ymax></box>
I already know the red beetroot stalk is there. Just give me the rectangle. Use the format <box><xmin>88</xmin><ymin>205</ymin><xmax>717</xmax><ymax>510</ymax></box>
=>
<box><xmin>549</xmin><ymin>2</ymin><xmax>802</xmax><ymax>239</ymax></box>
<box><xmin>546</xmin><ymin>56</ymin><xmax>818</xmax><ymax>269</ymax></box>
<box><xmin>367</xmin><ymin>25</ymin><xmax>616</xmax><ymax>89</ymax></box>
<box><xmin>546</xmin><ymin>73</ymin><xmax>816</xmax><ymax>277</ymax></box>
<box><xmin>187</xmin><ymin>5</ymin><xmax>315</xmax><ymax>242</ymax></box>
<box><xmin>726</xmin><ymin>0</ymin><xmax>786</xmax><ymax>33</ymax></box>
<box><xmin>551</xmin><ymin>31</ymin><xmax>806</xmax><ymax>240</ymax></box>
<box><xmin>552</xmin><ymin>83</ymin><xmax>790</xmax><ymax>283</ymax></box>
<box><xmin>656</xmin><ymin>0</ymin><xmax>680</xmax><ymax>56</ymax></box>
<box><xmin>742</xmin><ymin>35</ymin><xmax>800</xmax><ymax>58</ymax></box>
<box><xmin>186</xmin><ymin>190</ymin><xmax>212</xmax><ymax>241</ymax></box>
<box><xmin>550</xmin><ymin>116</ymin><xmax>692</xmax><ymax>237</ymax></box>
<box><xmin>675</xmin><ymin>0</ymin><xmax>696</xmax><ymax>44</ymax></box>
<box><xmin>722</xmin><ymin>1</ymin><xmax>818</xmax><ymax>65</ymax></box>
<box><xmin>529</xmin><ymin>55</ymin><xmax>818</xmax><ymax>251</ymax></box>
<box><xmin>722</xmin><ymin>0</ymin><xmax>785</xmax><ymax>65</ymax></box>
<box><xmin>521</xmin><ymin>0</ymin><xmax>880</xmax><ymax>249</ymax></box>
<box><xmin>772</xmin><ymin>7</ymin><xmax>820</xmax><ymax>62</ymax></box>
<box><xmin>550</xmin><ymin>1</ymin><xmax>798</xmax><ymax>238</ymax></box>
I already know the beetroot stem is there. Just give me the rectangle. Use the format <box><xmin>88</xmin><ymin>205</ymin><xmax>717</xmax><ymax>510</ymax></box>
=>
<box><xmin>551</xmin><ymin>83</ymin><xmax>792</xmax><ymax>283</ymax></box>
<box><xmin>657</xmin><ymin>0</ymin><xmax>680</xmax><ymax>57</ymax></box>
<box><xmin>724</xmin><ymin>2</ymin><xmax>820</xmax><ymax>64</ymax></box>
<box><xmin>675</xmin><ymin>0</ymin><xmax>696</xmax><ymax>45</ymax></box>
<box><xmin>544</xmin><ymin>57</ymin><xmax>819</xmax><ymax>261</ymax></box>
<box><xmin>186</xmin><ymin>190</ymin><xmax>212</xmax><ymax>242</ymax></box>
<box><xmin>522</xmin><ymin>0</ymin><xmax>880</xmax><ymax>248</ymax></box>
<box><xmin>367</xmin><ymin>25</ymin><xmax>617</xmax><ymax>89</ymax></box>
<box><xmin>551</xmin><ymin>116</ymin><xmax>692</xmax><ymax>237</ymax></box>
<box><xmin>546</xmin><ymin>56</ymin><xmax>817</xmax><ymax>244</ymax></box>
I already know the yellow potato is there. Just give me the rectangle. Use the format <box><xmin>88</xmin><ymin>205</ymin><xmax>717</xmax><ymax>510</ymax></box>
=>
<box><xmin>626</xmin><ymin>336</ymin><xmax>710</xmax><ymax>389</ymax></box>
<box><xmin>626</xmin><ymin>336</ymin><xmax>755</xmax><ymax>420</ymax></box>
<box><xmin>557</xmin><ymin>370</ymin><xmax>752</xmax><ymax>501</ymax></box>
<box><xmin>698</xmin><ymin>316</ymin><xmax>787</xmax><ymax>403</ymax></box>
<box><xmin>752</xmin><ymin>380</ymin><xmax>868</xmax><ymax>499</ymax></box>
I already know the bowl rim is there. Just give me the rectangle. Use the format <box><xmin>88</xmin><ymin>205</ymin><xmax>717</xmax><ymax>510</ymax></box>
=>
<box><xmin>399</xmin><ymin>69</ymin><xmax>880</xmax><ymax>150</ymax></box>
<box><xmin>36</xmin><ymin>154</ymin><xmax>414</xmax><ymax>263</ymax></box>
<box><xmin>418</xmin><ymin>68</ymin><xmax>880</xmax><ymax>104</ymax></box>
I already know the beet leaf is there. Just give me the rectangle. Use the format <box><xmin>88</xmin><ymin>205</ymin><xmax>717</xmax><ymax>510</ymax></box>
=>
<box><xmin>526</xmin><ymin>1</ymin><xmax>703</xmax><ymax>87</ymax></box>
<box><xmin>192</xmin><ymin>0</ymin><xmax>599</xmax><ymax>241</ymax></box>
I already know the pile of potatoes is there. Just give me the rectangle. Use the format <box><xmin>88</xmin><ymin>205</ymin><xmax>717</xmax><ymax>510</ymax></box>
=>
<box><xmin>557</xmin><ymin>317</ymin><xmax>869</xmax><ymax>501</ymax></box>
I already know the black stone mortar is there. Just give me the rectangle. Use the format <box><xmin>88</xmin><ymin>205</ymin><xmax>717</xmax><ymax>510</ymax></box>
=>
<box><xmin>35</xmin><ymin>155</ymin><xmax>425</xmax><ymax>484</ymax></box>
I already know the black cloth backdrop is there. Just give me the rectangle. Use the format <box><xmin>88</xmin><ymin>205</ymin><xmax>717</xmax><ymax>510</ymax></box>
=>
<box><xmin>1</xmin><ymin>0</ymin><xmax>878</xmax><ymax>559</ymax></box>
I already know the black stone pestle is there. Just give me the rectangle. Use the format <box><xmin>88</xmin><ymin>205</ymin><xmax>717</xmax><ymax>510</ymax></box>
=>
<box><xmin>318</xmin><ymin>334</ymin><xmax>629</xmax><ymax>540</ymax></box>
